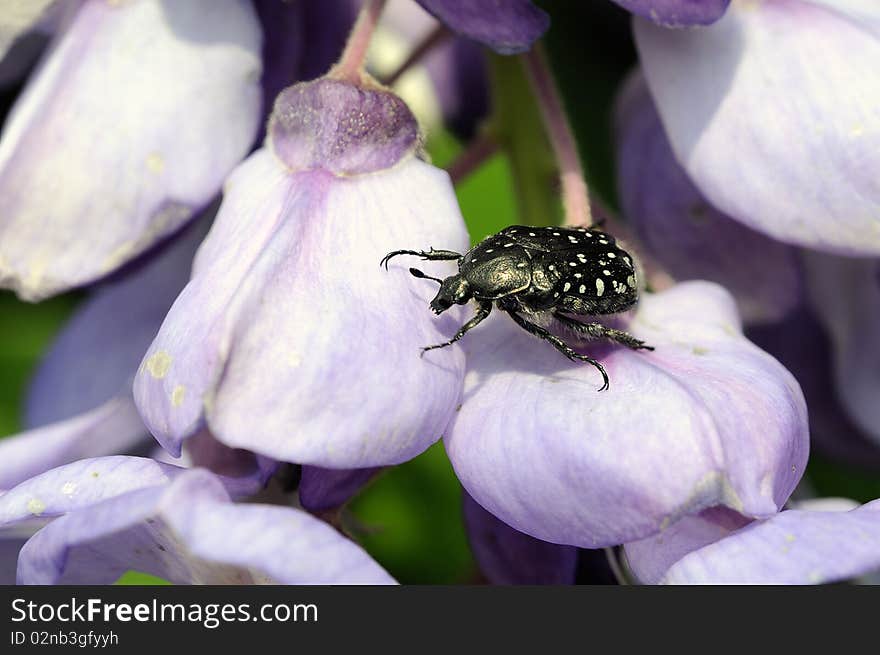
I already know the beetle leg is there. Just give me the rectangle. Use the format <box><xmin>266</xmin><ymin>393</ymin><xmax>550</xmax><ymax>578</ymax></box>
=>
<box><xmin>421</xmin><ymin>300</ymin><xmax>493</xmax><ymax>355</ymax></box>
<box><xmin>380</xmin><ymin>248</ymin><xmax>463</xmax><ymax>269</ymax></box>
<box><xmin>505</xmin><ymin>310</ymin><xmax>610</xmax><ymax>391</ymax></box>
<box><xmin>552</xmin><ymin>312</ymin><xmax>654</xmax><ymax>351</ymax></box>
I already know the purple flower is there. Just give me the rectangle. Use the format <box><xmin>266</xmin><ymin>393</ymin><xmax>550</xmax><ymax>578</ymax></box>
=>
<box><xmin>614</xmin><ymin>70</ymin><xmax>802</xmax><ymax>325</ymax></box>
<box><xmin>625</xmin><ymin>498</ymin><xmax>880</xmax><ymax>584</ymax></box>
<box><xmin>135</xmin><ymin>77</ymin><xmax>469</xmax><ymax>468</ymax></box>
<box><xmin>0</xmin><ymin>457</ymin><xmax>394</xmax><ymax>584</ymax></box>
<box><xmin>611</xmin><ymin>0</ymin><xmax>730</xmax><ymax>27</ymax></box>
<box><xmin>463</xmin><ymin>492</ymin><xmax>577</xmax><ymax>585</ymax></box>
<box><xmin>0</xmin><ymin>0</ymin><xmax>263</xmax><ymax>300</ymax></box>
<box><xmin>445</xmin><ymin>281</ymin><xmax>809</xmax><ymax>548</ymax></box>
<box><xmin>412</xmin><ymin>0</ymin><xmax>549</xmax><ymax>54</ymax></box>
<box><xmin>633</xmin><ymin>0</ymin><xmax>880</xmax><ymax>254</ymax></box>
<box><xmin>0</xmin><ymin>217</ymin><xmax>208</xmax><ymax>490</ymax></box>
<box><xmin>802</xmin><ymin>252</ymin><xmax>880</xmax><ymax>448</ymax></box>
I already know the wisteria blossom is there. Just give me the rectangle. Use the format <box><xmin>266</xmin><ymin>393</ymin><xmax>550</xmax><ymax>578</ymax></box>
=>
<box><xmin>0</xmin><ymin>0</ymin><xmax>878</xmax><ymax>589</ymax></box>
<box><xmin>0</xmin><ymin>457</ymin><xmax>394</xmax><ymax>584</ymax></box>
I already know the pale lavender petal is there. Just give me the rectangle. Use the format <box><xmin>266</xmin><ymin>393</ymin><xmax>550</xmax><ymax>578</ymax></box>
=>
<box><xmin>615</xmin><ymin>71</ymin><xmax>801</xmax><ymax>324</ymax></box>
<box><xmin>661</xmin><ymin>499</ymin><xmax>880</xmax><ymax>584</ymax></box>
<box><xmin>624</xmin><ymin>506</ymin><xmax>751</xmax><ymax>584</ymax></box>
<box><xmin>136</xmin><ymin>153</ymin><xmax>469</xmax><ymax>466</ymax></box>
<box><xmin>299</xmin><ymin>466</ymin><xmax>381</xmax><ymax>512</ymax></box>
<box><xmin>18</xmin><ymin>469</ymin><xmax>396</xmax><ymax>584</ymax></box>
<box><xmin>0</xmin><ymin>0</ymin><xmax>261</xmax><ymax>300</ymax></box>
<box><xmin>446</xmin><ymin>281</ymin><xmax>808</xmax><ymax>547</ymax></box>
<box><xmin>803</xmin><ymin>253</ymin><xmax>880</xmax><ymax>447</ymax></box>
<box><xmin>635</xmin><ymin>1</ymin><xmax>880</xmax><ymax>254</ymax></box>
<box><xmin>0</xmin><ymin>398</ymin><xmax>148</xmax><ymax>491</ymax></box>
<box><xmin>26</xmin><ymin>215</ymin><xmax>209</xmax><ymax>428</ymax></box>
<box><xmin>463</xmin><ymin>493</ymin><xmax>577</xmax><ymax>585</ymax></box>
<box><xmin>612</xmin><ymin>0</ymin><xmax>729</xmax><ymax>27</ymax></box>
<box><xmin>413</xmin><ymin>0</ymin><xmax>548</xmax><ymax>54</ymax></box>
<box><xmin>0</xmin><ymin>456</ymin><xmax>183</xmax><ymax>526</ymax></box>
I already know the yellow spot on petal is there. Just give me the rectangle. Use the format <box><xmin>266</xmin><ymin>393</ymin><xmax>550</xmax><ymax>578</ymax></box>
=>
<box><xmin>146</xmin><ymin>152</ymin><xmax>165</xmax><ymax>174</ymax></box>
<box><xmin>851</xmin><ymin>125</ymin><xmax>864</xmax><ymax>138</ymax></box>
<box><xmin>171</xmin><ymin>385</ymin><xmax>186</xmax><ymax>407</ymax></box>
<box><xmin>785</xmin><ymin>534</ymin><xmax>796</xmax><ymax>543</ymax></box>
<box><xmin>692</xmin><ymin>346</ymin><xmax>709</xmax><ymax>356</ymax></box>
<box><xmin>145</xmin><ymin>351</ymin><xmax>172</xmax><ymax>379</ymax></box>
<box><xmin>27</xmin><ymin>498</ymin><xmax>46</xmax><ymax>515</ymax></box>
<box><xmin>61</xmin><ymin>482</ymin><xmax>77</xmax><ymax>496</ymax></box>
<box><xmin>288</xmin><ymin>351</ymin><xmax>303</xmax><ymax>368</ymax></box>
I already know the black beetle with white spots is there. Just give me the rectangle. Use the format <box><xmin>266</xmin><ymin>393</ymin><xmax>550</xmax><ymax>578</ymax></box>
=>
<box><xmin>381</xmin><ymin>224</ymin><xmax>653</xmax><ymax>390</ymax></box>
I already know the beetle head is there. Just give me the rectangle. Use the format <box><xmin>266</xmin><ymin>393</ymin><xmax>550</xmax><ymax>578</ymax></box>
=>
<box><xmin>430</xmin><ymin>274</ymin><xmax>471</xmax><ymax>314</ymax></box>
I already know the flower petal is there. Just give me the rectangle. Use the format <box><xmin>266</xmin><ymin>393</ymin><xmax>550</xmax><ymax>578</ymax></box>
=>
<box><xmin>634</xmin><ymin>1</ymin><xmax>880</xmax><ymax>254</ymax></box>
<box><xmin>614</xmin><ymin>70</ymin><xmax>802</xmax><ymax>324</ymax></box>
<box><xmin>445</xmin><ymin>281</ymin><xmax>808</xmax><ymax>547</ymax></box>
<box><xmin>659</xmin><ymin>499</ymin><xmax>880</xmax><ymax>584</ymax></box>
<box><xmin>17</xmin><ymin>469</ymin><xmax>396</xmax><ymax>584</ymax></box>
<box><xmin>747</xmin><ymin>305</ymin><xmax>880</xmax><ymax>467</ymax></box>
<box><xmin>136</xmin><ymin>152</ymin><xmax>469</xmax><ymax>466</ymax></box>
<box><xmin>413</xmin><ymin>0</ymin><xmax>548</xmax><ymax>54</ymax></box>
<box><xmin>0</xmin><ymin>456</ymin><xmax>184</xmax><ymax>526</ymax></box>
<box><xmin>299</xmin><ymin>466</ymin><xmax>381</xmax><ymax>512</ymax></box>
<box><xmin>623</xmin><ymin>506</ymin><xmax>751</xmax><ymax>584</ymax></box>
<box><xmin>463</xmin><ymin>492</ymin><xmax>577</xmax><ymax>584</ymax></box>
<box><xmin>802</xmin><ymin>253</ymin><xmax>880</xmax><ymax>446</ymax></box>
<box><xmin>26</xmin><ymin>215</ymin><xmax>209</xmax><ymax>428</ymax></box>
<box><xmin>611</xmin><ymin>0</ymin><xmax>730</xmax><ymax>27</ymax></box>
<box><xmin>0</xmin><ymin>399</ymin><xmax>148</xmax><ymax>491</ymax></box>
<box><xmin>0</xmin><ymin>0</ymin><xmax>261</xmax><ymax>300</ymax></box>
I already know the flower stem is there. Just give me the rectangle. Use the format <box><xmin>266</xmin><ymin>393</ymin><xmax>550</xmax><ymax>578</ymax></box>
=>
<box><xmin>604</xmin><ymin>547</ymin><xmax>633</xmax><ymax>585</ymax></box>
<box><xmin>447</xmin><ymin>132</ymin><xmax>499</xmax><ymax>185</ymax></box>
<box><xmin>383</xmin><ymin>24</ymin><xmax>449</xmax><ymax>87</ymax></box>
<box><xmin>521</xmin><ymin>44</ymin><xmax>592</xmax><ymax>227</ymax></box>
<box><xmin>331</xmin><ymin>0</ymin><xmax>388</xmax><ymax>84</ymax></box>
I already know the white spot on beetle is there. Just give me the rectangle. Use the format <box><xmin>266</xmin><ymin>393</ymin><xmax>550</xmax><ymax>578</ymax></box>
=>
<box><xmin>627</xmin><ymin>275</ymin><xmax>636</xmax><ymax>287</ymax></box>
<box><xmin>579</xmin><ymin>284</ymin><xmax>586</xmax><ymax>294</ymax></box>
<box><xmin>563</xmin><ymin>282</ymin><xmax>571</xmax><ymax>292</ymax></box>
<box><xmin>486</xmin><ymin>249</ymin><xmax>494</xmax><ymax>253</ymax></box>
<box><xmin>607</xmin><ymin>253</ymin><xmax>616</xmax><ymax>258</ymax></box>
<box><xmin>603</xmin><ymin>269</ymin><xmax>611</xmax><ymax>276</ymax></box>
<box><xmin>574</xmin><ymin>273</ymin><xmax>582</xmax><ymax>278</ymax></box>
<box><xmin>504</xmin><ymin>243</ymin><xmax>514</xmax><ymax>247</ymax></box>
<box><xmin>569</xmin><ymin>262</ymin><xmax>577</xmax><ymax>267</ymax></box>
<box><xmin>595</xmin><ymin>279</ymin><xmax>604</xmax><ymax>296</ymax></box>
<box><xmin>528</xmin><ymin>232</ymin><xmax>536</xmax><ymax>237</ymax></box>
<box><xmin>599</xmin><ymin>239</ymin><xmax>609</xmax><ymax>245</ymax></box>
<box><xmin>553</xmin><ymin>232</ymin><xmax>560</xmax><ymax>236</ymax></box>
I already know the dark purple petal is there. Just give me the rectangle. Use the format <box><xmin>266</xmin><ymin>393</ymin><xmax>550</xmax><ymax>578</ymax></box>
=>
<box><xmin>615</xmin><ymin>71</ymin><xmax>801</xmax><ymax>324</ymax></box>
<box><xmin>803</xmin><ymin>253</ymin><xmax>880</xmax><ymax>448</ymax></box>
<box><xmin>268</xmin><ymin>78</ymin><xmax>420</xmax><ymax>175</ymax></box>
<box><xmin>612</xmin><ymin>0</ymin><xmax>730</xmax><ymax>27</ymax></box>
<box><xmin>0</xmin><ymin>0</ymin><xmax>261</xmax><ymax>300</ymax></box>
<box><xmin>463</xmin><ymin>493</ymin><xmax>577</xmax><ymax>585</ymax></box>
<box><xmin>747</xmin><ymin>305</ymin><xmax>880</xmax><ymax>468</ymax></box>
<box><xmin>413</xmin><ymin>0</ymin><xmax>548</xmax><ymax>54</ymax></box>
<box><xmin>254</xmin><ymin>0</ymin><xmax>356</xmax><ymax>138</ymax></box>
<box><xmin>185</xmin><ymin>429</ymin><xmax>276</xmax><ymax>498</ymax></box>
<box><xmin>634</xmin><ymin>2</ymin><xmax>880</xmax><ymax>254</ymax></box>
<box><xmin>299</xmin><ymin>466</ymin><xmax>381</xmax><ymax>512</ymax></box>
<box><xmin>446</xmin><ymin>282</ymin><xmax>809</xmax><ymax>547</ymax></box>
<box><xmin>17</xmin><ymin>469</ymin><xmax>396</xmax><ymax>584</ymax></box>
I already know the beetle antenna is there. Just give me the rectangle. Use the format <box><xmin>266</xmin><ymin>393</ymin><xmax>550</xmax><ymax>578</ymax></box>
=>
<box><xmin>409</xmin><ymin>267</ymin><xmax>443</xmax><ymax>284</ymax></box>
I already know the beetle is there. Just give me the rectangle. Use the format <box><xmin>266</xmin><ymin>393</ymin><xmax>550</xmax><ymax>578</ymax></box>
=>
<box><xmin>380</xmin><ymin>224</ymin><xmax>653</xmax><ymax>391</ymax></box>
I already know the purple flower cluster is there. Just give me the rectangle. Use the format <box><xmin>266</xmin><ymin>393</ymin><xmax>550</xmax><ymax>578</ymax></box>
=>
<box><xmin>0</xmin><ymin>0</ymin><xmax>878</xmax><ymax>585</ymax></box>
